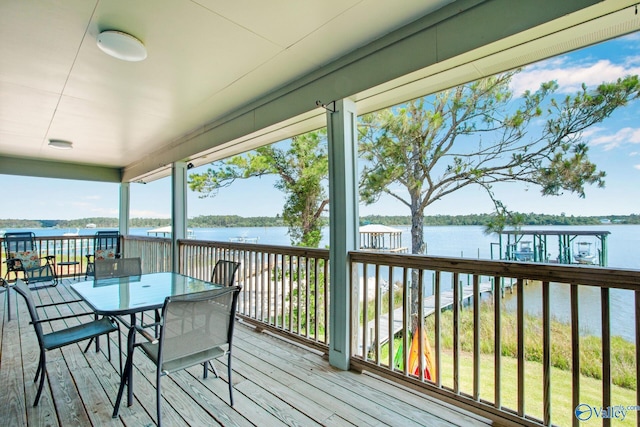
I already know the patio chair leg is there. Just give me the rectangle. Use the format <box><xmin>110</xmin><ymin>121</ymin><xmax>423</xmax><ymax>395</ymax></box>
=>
<box><xmin>34</xmin><ymin>359</ymin><xmax>47</xmax><ymax>406</ymax></box>
<box><xmin>227</xmin><ymin>354</ymin><xmax>234</xmax><ymax>406</ymax></box>
<box><xmin>156</xmin><ymin>370</ymin><xmax>162</xmax><ymax>427</ymax></box>
<box><xmin>3</xmin><ymin>278</ymin><xmax>12</xmax><ymax>321</ymax></box>
<box><xmin>83</xmin><ymin>337</ymin><xmax>94</xmax><ymax>353</ymax></box>
<box><xmin>117</xmin><ymin>325</ymin><xmax>123</xmax><ymax>376</ymax></box>
<box><xmin>34</xmin><ymin>352</ymin><xmax>44</xmax><ymax>383</ymax></box>
<box><xmin>107</xmin><ymin>333</ymin><xmax>112</xmax><ymax>361</ymax></box>
<box><xmin>203</xmin><ymin>360</ymin><xmax>220</xmax><ymax>378</ymax></box>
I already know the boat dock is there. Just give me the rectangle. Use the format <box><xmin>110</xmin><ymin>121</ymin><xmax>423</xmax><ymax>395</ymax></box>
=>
<box><xmin>362</xmin><ymin>282</ymin><xmax>494</xmax><ymax>351</ymax></box>
<box><xmin>492</xmin><ymin>229</ymin><xmax>611</xmax><ymax>266</ymax></box>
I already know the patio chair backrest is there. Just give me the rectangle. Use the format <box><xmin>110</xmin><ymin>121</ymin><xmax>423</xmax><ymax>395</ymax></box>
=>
<box><xmin>210</xmin><ymin>260</ymin><xmax>240</xmax><ymax>287</ymax></box>
<box><xmin>157</xmin><ymin>286</ymin><xmax>241</xmax><ymax>371</ymax></box>
<box><xmin>4</xmin><ymin>232</ymin><xmax>40</xmax><ymax>269</ymax></box>
<box><xmin>94</xmin><ymin>257</ymin><xmax>142</xmax><ymax>279</ymax></box>
<box><xmin>93</xmin><ymin>231</ymin><xmax>121</xmax><ymax>260</ymax></box>
<box><xmin>4</xmin><ymin>232</ymin><xmax>37</xmax><ymax>253</ymax></box>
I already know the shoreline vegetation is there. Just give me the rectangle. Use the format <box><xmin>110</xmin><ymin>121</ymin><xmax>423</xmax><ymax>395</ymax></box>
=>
<box><xmin>1</xmin><ymin>213</ymin><xmax>640</xmax><ymax>230</ymax></box>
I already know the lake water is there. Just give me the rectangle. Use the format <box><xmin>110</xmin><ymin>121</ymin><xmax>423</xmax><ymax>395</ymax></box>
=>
<box><xmin>4</xmin><ymin>224</ymin><xmax>639</xmax><ymax>340</ymax></box>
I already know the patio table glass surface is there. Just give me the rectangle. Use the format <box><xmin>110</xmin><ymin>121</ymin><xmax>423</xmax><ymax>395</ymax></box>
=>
<box><xmin>70</xmin><ymin>272</ymin><xmax>220</xmax><ymax>315</ymax></box>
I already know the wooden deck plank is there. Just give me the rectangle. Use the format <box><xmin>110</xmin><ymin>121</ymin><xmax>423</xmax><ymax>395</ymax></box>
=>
<box><xmin>235</xmin><ymin>327</ymin><xmax>434</xmax><ymax>427</ymax></box>
<box><xmin>0</xmin><ymin>279</ymin><xmax>491</xmax><ymax>427</ymax></box>
<box><xmin>0</xmin><ymin>288</ymin><xmax>29</xmax><ymax>427</ymax></box>
<box><xmin>231</xmin><ymin>339</ymin><xmax>368</xmax><ymax>426</ymax></box>
<box><xmin>171</xmin><ymin>367</ymin><xmax>255</xmax><ymax>427</ymax></box>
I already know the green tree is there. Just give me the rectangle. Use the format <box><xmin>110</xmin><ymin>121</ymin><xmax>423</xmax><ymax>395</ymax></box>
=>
<box><xmin>188</xmin><ymin>130</ymin><xmax>328</xmax><ymax>247</ymax></box>
<box><xmin>359</xmin><ymin>71</ymin><xmax>640</xmax><ymax>328</ymax></box>
<box><xmin>360</xmin><ymin>71</ymin><xmax>640</xmax><ymax>253</ymax></box>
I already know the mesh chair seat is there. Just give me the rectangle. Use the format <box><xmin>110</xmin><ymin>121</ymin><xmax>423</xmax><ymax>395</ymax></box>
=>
<box><xmin>140</xmin><ymin>333</ymin><xmax>227</xmax><ymax>375</ymax></box>
<box><xmin>42</xmin><ymin>317</ymin><xmax>118</xmax><ymax>351</ymax></box>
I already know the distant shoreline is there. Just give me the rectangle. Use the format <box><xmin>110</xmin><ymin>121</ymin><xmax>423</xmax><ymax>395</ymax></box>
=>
<box><xmin>1</xmin><ymin>213</ymin><xmax>639</xmax><ymax>230</ymax></box>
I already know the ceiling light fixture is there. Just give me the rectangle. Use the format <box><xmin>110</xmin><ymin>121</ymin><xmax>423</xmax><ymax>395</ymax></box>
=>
<box><xmin>97</xmin><ymin>30</ymin><xmax>147</xmax><ymax>62</ymax></box>
<box><xmin>48</xmin><ymin>139</ymin><xmax>73</xmax><ymax>150</ymax></box>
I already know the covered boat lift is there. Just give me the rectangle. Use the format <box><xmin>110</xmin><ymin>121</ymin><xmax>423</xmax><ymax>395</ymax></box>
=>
<box><xmin>146</xmin><ymin>226</ymin><xmax>195</xmax><ymax>239</ymax></box>
<box><xmin>491</xmin><ymin>229</ymin><xmax>611</xmax><ymax>266</ymax></box>
<box><xmin>359</xmin><ymin>224</ymin><xmax>408</xmax><ymax>253</ymax></box>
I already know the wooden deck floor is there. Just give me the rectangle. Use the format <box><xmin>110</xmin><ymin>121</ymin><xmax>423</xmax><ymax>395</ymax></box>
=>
<box><xmin>0</xmin><ymin>279</ymin><xmax>492</xmax><ymax>427</ymax></box>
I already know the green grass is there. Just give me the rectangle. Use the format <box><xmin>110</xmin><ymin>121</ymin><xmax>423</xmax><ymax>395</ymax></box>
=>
<box><xmin>375</xmin><ymin>300</ymin><xmax>638</xmax><ymax>426</ymax></box>
<box><xmin>424</xmin><ymin>301</ymin><xmax>637</xmax><ymax>390</ymax></box>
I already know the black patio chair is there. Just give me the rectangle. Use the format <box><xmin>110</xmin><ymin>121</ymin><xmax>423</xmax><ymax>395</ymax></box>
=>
<box><xmin>210</xmin><ymin>259</ymin><xmax>240</xmax><ymax>286</ymax></box>
<box><xmin>113</xmin><ymin>285</ymin><xmax>242</xmax><ymax>426</ymax></box>
<box><xmin>13</xmin><ymin>280</ymin><xmax>121</xmax><ymax>406</ymax></box>
<box><xmin>3</xmin><ymin>232</ymin><xmax>58</xmax><ymax>320</ymax></box>
<box><xmin>85</xmin><ymin>231</ymin><xmax>121</xmax><ymax>279</ymax></box>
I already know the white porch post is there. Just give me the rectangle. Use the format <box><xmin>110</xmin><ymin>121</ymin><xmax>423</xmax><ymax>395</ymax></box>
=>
<box><xmin>327</xmin><ymin>98</ymin><xmax>359</xmax><ymax>370</ymax></box>
<box><xmin>119</xmin><ymin>182</ymin><xmax>130</xmax><ymax>236</ymax></box>
<box><xmin>171</xmin><ymin>161</ymin><xmax>188</xmax><ymax>273</ymax></box>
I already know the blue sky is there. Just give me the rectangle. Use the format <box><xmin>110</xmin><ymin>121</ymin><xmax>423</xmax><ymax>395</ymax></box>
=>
<box><xmin>3</xmin><ymin>33</ymin><xmax>640</xmax><ymax>220</ymax></box>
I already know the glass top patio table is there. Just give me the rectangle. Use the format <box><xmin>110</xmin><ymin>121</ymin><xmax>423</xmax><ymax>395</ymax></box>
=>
<box><xmin>70</xmin><ymin>272</ymin><xmax>220</xmax><ymax>315</ymax></box>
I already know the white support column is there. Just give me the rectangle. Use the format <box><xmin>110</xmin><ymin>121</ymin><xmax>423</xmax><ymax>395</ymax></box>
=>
<box><xmin>171</xmin><ymin>161</ymin><xmax>188</xmax><ymax>272</ymax></box>
<box><xmin>119</xmin><ymin>182</ymin><xmax>130</xmax><ymax>236</ymax></box>
<box><xmin>327</xmin><ymin>98</ymin><xmax>359</xmax><ymax>370</ymax></box>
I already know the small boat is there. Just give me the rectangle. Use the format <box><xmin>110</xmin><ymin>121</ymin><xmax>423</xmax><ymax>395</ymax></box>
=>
<box><xmin>574</xmin><ymin>241</ymin><xmax>596</xmax><ymax>264</ymax></box>
<box><xmin>228</xmin><ymin>236</ymin><xmax>259</xmax><ymax>243</ymax></box>
<box><xmin>513</xmin><ymin>241</ymin><xmax>534</xmax><ymax>262</ymax></box>
<box><xmin>63</xmin><ymin>228</ymin><xmax>80</xmax><ymax>236</ymax></box>
<box><xmin>86</xmin><ymin>223</ymin><xmax>96</xmax><ymax>228</ymax></box>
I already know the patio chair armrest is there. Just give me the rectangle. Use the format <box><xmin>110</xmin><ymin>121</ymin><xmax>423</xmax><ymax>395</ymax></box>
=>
<box><xmin>85</xmin><ymin>254</ymin><xmax>94</xmax><ymax>261</ymax></box>
<box><xmin>31</xmin><ymin>311</ymin><xmax>96</xmax><ymax>325</ymax></box>
<box><xmin>135</xmin><ymin>324</ymin><xmax>158</xmax><ymax>344</ymax></box>
<box><xmin>36</xmin><ymin>299</ymin><xmax>84</xmax><ymax>308</ymax></box>
<box><xmin>4</xmin><ymin>257</ymin><xmax>20</xmax><ymax>266</ymax></box>
<box><xmin>42</xmin><ymin>255</ymin><xmax>55</xmax><ymax>261</ymax></box>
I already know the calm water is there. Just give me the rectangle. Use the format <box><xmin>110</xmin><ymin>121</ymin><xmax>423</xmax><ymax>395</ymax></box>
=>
<box><xmin>5</xmin><ymin>224</ymin><xmax>640</xmax><ymax>340</ymax></box>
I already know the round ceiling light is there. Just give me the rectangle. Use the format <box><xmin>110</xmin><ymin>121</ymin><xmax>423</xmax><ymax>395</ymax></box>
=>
<box><xmin>48</xmin><ymin>139</ymin><xmax>73</xmax><ymax>150</ymax></box>
<box><xmin>97</xmin><ymin>30</ymin><xmax>147</xmax><ymax>62</ymax></box>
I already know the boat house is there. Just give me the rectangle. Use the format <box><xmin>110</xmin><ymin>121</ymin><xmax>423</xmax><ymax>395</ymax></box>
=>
<box><xmin>493</xmin><ymin>229</ymin><xmax>611</xmax><ymax>266</ymax></box>
<box><xmin>359</xmin><ymin>224</ymin><xmax>407</xmax><ymax>253</ymax></box>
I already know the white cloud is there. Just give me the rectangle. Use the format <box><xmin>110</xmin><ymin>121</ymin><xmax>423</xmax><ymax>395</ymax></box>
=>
<box><xmin>634</xmin><ymin>164</ymin><xmax>640</xmax><ymax>170</ymax></box>
<box><xmin>511</xmin><ymin>59</ymin><xmax>640</xmax><ymax>95</ymax></box>
<box><xmin>589</xmin><ymin>127</ymin><xmax>640</xmax><ymax>150</ymax></box>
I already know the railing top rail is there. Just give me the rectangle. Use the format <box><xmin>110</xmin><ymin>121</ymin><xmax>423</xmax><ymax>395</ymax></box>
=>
<box><xmin>175</xmin><ymin>238</ymin><xmax>330</xmax><ymax>258</ymax></box>
<box><xmin>349</xmin><ymin>250</ymin><xmax>640</xmax><ymax>289</ymax></box>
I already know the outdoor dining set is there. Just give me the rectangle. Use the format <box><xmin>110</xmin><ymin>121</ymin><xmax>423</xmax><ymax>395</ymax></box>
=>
<box><xmin>1</xmin><ymin>231</ymin><xmax>241</xmax><ymax>427</ymax></box>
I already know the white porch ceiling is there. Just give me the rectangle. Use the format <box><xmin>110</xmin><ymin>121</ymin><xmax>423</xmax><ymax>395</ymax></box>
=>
<box><xmin>1</xmin><ymin>0</ymin><xmax>639</xmax><ymax>183</ymax></box>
